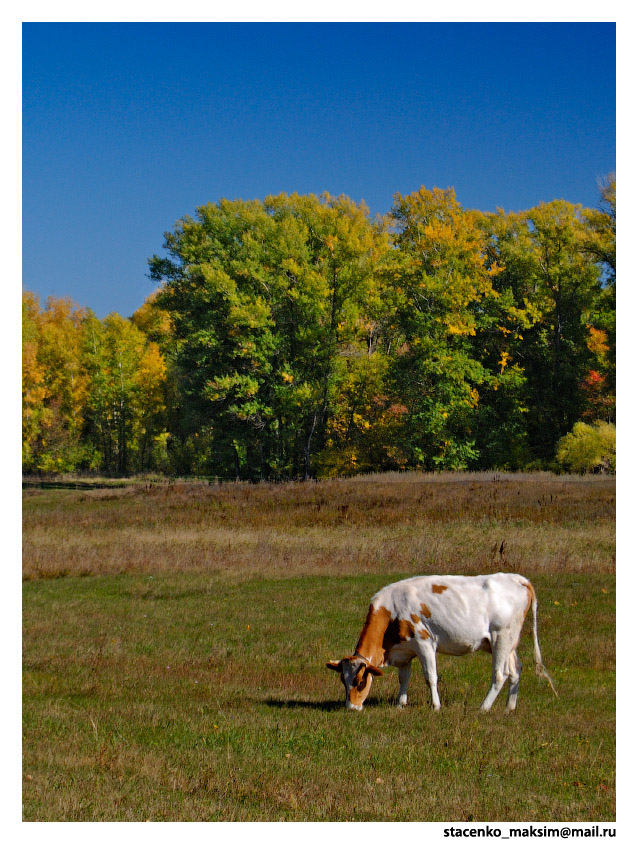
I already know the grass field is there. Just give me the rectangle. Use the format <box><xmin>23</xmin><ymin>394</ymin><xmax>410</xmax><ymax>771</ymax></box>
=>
<box><xmin>22</xmin><ymin>472</ymin><xmax>615</xmax><ymax>821</ymax></box>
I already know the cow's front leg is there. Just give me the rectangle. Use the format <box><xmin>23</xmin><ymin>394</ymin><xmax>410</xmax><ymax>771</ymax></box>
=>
<box><xmin>397</xmin><ymin>663</ymin><xmax>411</xmax><ymax>708</ymax></box>
<box><xmin>416</xmin><ymin>642</ymin><xmax>441</xmax><ymax>710</ymax></box>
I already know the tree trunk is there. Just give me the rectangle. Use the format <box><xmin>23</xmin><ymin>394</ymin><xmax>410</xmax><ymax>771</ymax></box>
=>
<box><xmin>233</xmin><ymin>442</ymin><xmax>241</xmax><ymax>481</ymax></box>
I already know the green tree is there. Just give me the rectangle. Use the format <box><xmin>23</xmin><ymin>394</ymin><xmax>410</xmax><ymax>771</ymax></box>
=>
<box><xmin>149</xmin><ymin>193</ymin><xmax>389</xmax><ymax>479</ymax></box>
<box><xmin>473</xmin><ymin>209</ymin><xmax>547</xmax><ymax>468</ymax></box>
<box><xmin>313</xmin><ymin>352</ymin><xmax>406</xmax><ymax>477</ymax></box>
<box><xmin>382</xmin><ymin>187</ymin><xmax>499</xmax><ymax>469</ymax></box>
<box><xmin>264</xmin><ymin>192</ymin><xmax>390</xmax><ymax>476</ymax></box>
<box><xmin>150</xmin><ymin>198</ymin><xmax>283</xmax><ymax>478</ymax></box>
<box><xmin>480</xmin><ymin>200</ymin><xmax>606</xmax><ymax>463</ymax></box>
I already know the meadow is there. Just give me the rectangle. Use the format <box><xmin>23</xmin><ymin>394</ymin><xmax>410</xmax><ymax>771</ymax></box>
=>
<box><xmin>22</xmin><ymin>472</ymin><xmax>615</xmax><ymax>821</ymax></box>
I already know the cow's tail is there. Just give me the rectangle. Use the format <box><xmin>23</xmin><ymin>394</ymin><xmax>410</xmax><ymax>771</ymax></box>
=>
<box><xmin>526</xmin><ymin>581</ymin><xmax>559</xmax><ymax>698</ymax></box>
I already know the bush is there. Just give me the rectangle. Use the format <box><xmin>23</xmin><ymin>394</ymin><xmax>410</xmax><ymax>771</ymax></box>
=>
<box><xmin>556</xmin><ymin>421</ymin><xmax>616</xmax><ymax>474</ymax></box>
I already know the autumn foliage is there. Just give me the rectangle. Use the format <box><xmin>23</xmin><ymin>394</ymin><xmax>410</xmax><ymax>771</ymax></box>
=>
<box><xmin>22</xmin><ymin>296</ymin><xmax>167</xmax><ymax>474</ymax></box>
<box><xmin>23</xmin><ymin>178</ymin><xmax>615</xmax><ymax>477</ymax></box>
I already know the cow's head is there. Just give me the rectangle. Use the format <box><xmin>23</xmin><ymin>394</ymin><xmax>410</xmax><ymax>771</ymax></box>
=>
<box><xmin>326</xmin><ymin>656</ymin><xmax>383</xmax><ymax>710</ymax></box>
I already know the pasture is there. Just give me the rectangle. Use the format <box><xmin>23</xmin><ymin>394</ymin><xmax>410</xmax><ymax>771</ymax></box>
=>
<box><xmin>22</xmin><ymin>472</ymin><xmax>615</xmax><ymax>821</ymax></box>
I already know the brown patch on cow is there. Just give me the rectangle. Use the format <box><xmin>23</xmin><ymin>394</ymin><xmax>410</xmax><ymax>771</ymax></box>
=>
<box><xmin>398</xmin><ymin>618</ymin><xmax>415</xmax><ymax>639</ymax></box>
<box><xmin>380</xmin><ymin>616</ymin><xmax>415</xmax><ymax>662</ymax></box>
<box><xmin>432</xmin><ymin>584</ymin><xmax>448</xmax><ymax>594</ymax></box>
<box><xmin>355</xmin><ymin>603</ymin><xmax>423</xmax><ymax>667</ymax></box>
<box><xmin>420</xmin><ymin>603</ymin><xmax>431</xmax><ymax>618</ymax></box>
<box><xmin>524</xmin><ymin>581</ymin><xmax>535</xmax><ymax>619</ymax></box>
<box><xmin>410</xmin><ymin>613</ymin><xmax>420</xmax><ymax>624</ymax></box>
<box><xmin>355</xmin><ymin>604</ymin><xmax>392</xmax><ymax>667</ymax></box>
<box><xmin>354</xmin><ymin>665</ymin><xmax>367</xmax><ymax>685</ymax></box>
<box><xmin>419</xmin><ymin>628</ymin><xmax>430</xmax><ymax>639</ymax></box>
<box><xmin>347</xmin><ymin>665</ymin><xmax>374</xmax><ymax>707</ymax></box>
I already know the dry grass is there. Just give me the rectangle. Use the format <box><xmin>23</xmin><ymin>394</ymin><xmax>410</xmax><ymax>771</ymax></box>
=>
<box><xmin>22</xmin><ymin>472</ymin><xmax>615</xmax><ymax>581</ymax></box>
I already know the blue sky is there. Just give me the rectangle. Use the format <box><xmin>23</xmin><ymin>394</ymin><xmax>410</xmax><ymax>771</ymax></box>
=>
<box><xmin>22</xmin><ymin>21</ymin><xmax>616</xmax><ymax>318</ymax></box>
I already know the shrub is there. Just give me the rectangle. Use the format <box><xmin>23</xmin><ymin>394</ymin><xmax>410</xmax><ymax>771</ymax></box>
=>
<box><xmin>556</xmin><ymin>421</ymin><xmax>616</xmax><ymax>474</ymax></box>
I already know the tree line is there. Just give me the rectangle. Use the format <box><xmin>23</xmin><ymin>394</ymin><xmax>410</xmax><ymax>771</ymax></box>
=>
<box><xmin>22</xmin><ymin>179</ymin><xmax>615</xmax><ymax>478</ymax></box>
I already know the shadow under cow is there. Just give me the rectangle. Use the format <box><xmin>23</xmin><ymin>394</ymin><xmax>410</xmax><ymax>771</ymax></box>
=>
<box><xmin>263</xmin><ymin>696</ymin><xmax>389</xmax><ymax>711</ymax></box>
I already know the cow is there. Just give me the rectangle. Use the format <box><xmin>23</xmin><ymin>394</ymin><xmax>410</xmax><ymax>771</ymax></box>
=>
<box><xmin>326</xmin><ymin>573</ymin><xmax>557</xmax><ymax>711</ymax></box>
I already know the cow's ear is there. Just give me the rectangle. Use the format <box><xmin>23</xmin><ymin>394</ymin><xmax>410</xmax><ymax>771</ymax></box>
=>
<box><xmin>365</xmin><ymin>664</ymin><xmax>383</xmax><ymax>676</ymax></box>
<box><xmin>326</xmin><ymin>660</ymin><xmax>342</xmax><ymax>672</ymax></box>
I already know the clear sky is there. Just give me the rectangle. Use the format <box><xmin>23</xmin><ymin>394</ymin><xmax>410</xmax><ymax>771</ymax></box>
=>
<box><xmin>22</xmin><ymin>21</ymin><xmax>616</xmax><ymax>319</ymax></box>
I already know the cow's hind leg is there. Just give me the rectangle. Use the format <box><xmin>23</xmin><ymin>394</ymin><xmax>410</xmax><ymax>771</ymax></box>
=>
<box><xmin>416</xmin><ymin>642</ymin><xmax>441</xmax><ymax>710</ymax></box>
<box><xmin>506</xmin><ymin>650</ymin><xmax>522</xmax><ymax>712</ymax></box>
<box><xmin>480</xmin><ymin>632</ymin><xmax>512</xmax><ymax>712</ymax></box>
<box><xmin>397</xmin><ymin>663</ymin><xmax>411</xmax><ymax>708</ymax></box>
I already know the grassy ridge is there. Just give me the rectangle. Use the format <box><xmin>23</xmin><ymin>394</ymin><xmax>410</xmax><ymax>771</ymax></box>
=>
<box><xmin>22</xmin><ymin>472</ymin><xmax>615</xmax><ymax>821</ymax></box>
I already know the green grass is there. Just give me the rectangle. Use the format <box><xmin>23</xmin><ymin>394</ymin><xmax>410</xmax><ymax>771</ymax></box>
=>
<box><xmin>23</xmin><ymin>571</ymin><xmax>614</xmax><ymax>821</ymax></box>
<box><xmin>22</xmin><ymin>473</ymin><xmax>615</xmax><ymax>820</ymax></box>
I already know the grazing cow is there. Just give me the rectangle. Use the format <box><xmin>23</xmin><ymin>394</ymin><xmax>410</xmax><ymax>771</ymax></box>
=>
<box><xmin>326</xmin><ymin>573</ymin><xmax>557</xmax><ymax>711</ymax></box>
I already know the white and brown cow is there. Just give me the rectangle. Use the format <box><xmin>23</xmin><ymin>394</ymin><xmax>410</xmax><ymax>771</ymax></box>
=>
<box><xmin>326</xmin><ymin>573</ymin><xmax>557</xmax><ymax>711</ymax></box>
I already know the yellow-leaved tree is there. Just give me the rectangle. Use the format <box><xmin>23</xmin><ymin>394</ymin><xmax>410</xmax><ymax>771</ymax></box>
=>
<box><xmin>22</xmin><ymin>292</ymin><xmax>90</xmax><ymax>471</ymax></box>
<box><xmin>82</xmin><ymin>312</ymin><xmax>167</xmax><ymax>475</ymax></box>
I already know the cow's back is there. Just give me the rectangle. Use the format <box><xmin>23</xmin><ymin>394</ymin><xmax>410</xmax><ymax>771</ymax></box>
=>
<box><xmin>372</xmin><ymin>573</ymin><xmax>531</xmax><ymax>657</ymax></box>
